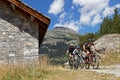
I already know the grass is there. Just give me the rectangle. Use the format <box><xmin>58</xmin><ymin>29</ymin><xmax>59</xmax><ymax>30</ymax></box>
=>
<box><xmin>0</xmin><ymin>65</ymin><xmax>120</xmax><ymax>80</ymax></box>
<box><xmin>50</xmin><ymin>52</ymin><xmax>120</xmax><ymax>66</ymax></box>
<box><xmin>50</xmin><ymin>55</ymin><xmax>68</xmax><ymax>65</ymax></box>
<box><xmin>0</xmin><ymin>53</ymin><xmax>120</xmax><ymax>80</ymax></box>
<box><xmin>100</xmin><ymin>52</ymin><xmax>120</xmax><ymax>66</ymax></box>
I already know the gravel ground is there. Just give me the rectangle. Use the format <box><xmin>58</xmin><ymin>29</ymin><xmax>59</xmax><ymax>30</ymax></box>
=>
<box><xmin>90</xmin><ymin>64</ymin><xmax>120</xmax><ymax>77</ymax></box>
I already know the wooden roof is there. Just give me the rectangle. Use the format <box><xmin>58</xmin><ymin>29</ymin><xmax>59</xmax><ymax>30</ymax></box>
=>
<box><xmin>5</xmin><ymin>0</ymin><xmax>50</xmax><ymax>25</ymax></box>
<box><xmin>4</xmin><ymin>0</ymin><xmax>50</xmax><ymax>47</ymax></box>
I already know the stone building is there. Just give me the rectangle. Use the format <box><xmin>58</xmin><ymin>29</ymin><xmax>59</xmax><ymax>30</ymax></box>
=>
<box><xmin>0</xmin><ymin>0</ymin><xmax>50</xmax><ymax>59</ymax></box>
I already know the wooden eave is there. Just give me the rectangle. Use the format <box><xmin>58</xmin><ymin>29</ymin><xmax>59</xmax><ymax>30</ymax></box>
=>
<box><xmin>4</xmin><ymin>0</ymin><xmax>50</xmax><ymax>26</ymax></box>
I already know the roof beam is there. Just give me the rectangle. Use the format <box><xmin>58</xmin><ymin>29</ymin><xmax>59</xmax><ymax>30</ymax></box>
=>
<box><xmin>6</xmin><ymin>0</ymin><xmax>50</xmax><ymax>26</ymax></box>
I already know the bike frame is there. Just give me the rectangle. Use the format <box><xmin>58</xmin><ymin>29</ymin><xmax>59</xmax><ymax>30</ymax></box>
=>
<box><xmin>89</xmin><ymin>51</ymin><xmax>93</xmax><ymax>63</ymax></box>
<box><xmin>85</xmin><ymin>50</ymin><xmax>100</xmax><ymax>69</ymax></box>
<box><xmin>85</xmin><ymin>51</ymin><xmax>95</xmax><ymax>64</ymax></box>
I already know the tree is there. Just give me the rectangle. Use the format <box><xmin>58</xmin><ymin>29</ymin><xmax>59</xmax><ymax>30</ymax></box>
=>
<box><xmin>79</xmin><ymin>8</ymin><xmax>120</xmax><ymax>49</ymax></box>
<box><xmin>98</xmin><ymin>8</ymin><xmax>120</xmax><ymax>36</ymax></box>
<box><xmin>112</xmin><ymin>8</ymin><xmax>120</xmax><ymax>33</ymax></box>
<box><xmin>79</xmin><ymin>33</ymin><xmax>96</xmax><ymax>48</ymax></box>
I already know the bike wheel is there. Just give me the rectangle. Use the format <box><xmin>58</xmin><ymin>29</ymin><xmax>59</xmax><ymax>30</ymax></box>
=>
<box><xmin>79</xmin><ymin>57</ymin><xmax>85</xmax><ymax>69</ymax></box>
<box><xmin>74</xmin><ymin>59</ymin><xmax>78</xmax><ymax>70</ymax></box>
<box><xmin>85</xmin><ymin>62</ymin><xmax>90</xmax><ymax>69</ymax></box>
<box><xmin>84</xmin><ymin>57</ymin><xmax>90</xmax><ymax>69</ymax></box>
<box><xmin>92</xmin><ymin>55</ymin><xmax>99</xmax><ymax>69</ymax></box>
<box><xmin>63</xmin><ymin>61</ymin><xmax>69</xmax><ymax>68</ymax></box>
<box><xmin>69</xmin><ymin>59</ymin><xmax>74</xmax><ymax>69</ymax></box>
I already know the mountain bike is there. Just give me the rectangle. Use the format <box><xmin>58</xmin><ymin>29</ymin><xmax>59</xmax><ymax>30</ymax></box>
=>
<box><xmin>78</xmin><ymin>53</ymin><xmax>85</xmax><ymax>69</ymax></box>
<box><xmin>69</xmin><ymin>54</ymin><xmax>79</xmax><ymax>70</ymax></box>
<box><xmin>84</xmin><ymin>51</ymin><xmax>100</xmax><ymax>69</ymax></box>
<box><xmin>69</xmin><ymin>52</ymin><xmax>85</xmax><ymax>70</ymax></box>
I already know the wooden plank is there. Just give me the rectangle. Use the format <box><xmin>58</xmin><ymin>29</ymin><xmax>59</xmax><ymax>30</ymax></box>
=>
<box><xmin>5</xmin><ymin>0</ymin><xmax>50</xmax><ymax>26</ymax></box>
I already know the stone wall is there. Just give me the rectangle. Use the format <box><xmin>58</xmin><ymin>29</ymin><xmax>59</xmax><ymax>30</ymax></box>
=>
<box><xmin>0</xmin><ymin>1</ymin><xmax>39</xmax><ymax>59</ymax></box>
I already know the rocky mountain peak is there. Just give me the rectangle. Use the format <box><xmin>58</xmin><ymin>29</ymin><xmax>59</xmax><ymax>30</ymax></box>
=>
<box><xmin>54</xmin><ymin>26</ymin><xmax>78</xmax><ymax>34</ymax></box>
<box><xmin>40</xmin><ymin>27</ymin><xmax>79</xmax><ymax>57</ymax></box>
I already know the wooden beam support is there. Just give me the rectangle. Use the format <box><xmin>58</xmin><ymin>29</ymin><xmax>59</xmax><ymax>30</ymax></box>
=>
<box><xmin>30</xmin><ymin>15</ymin><xmax>34</xmax><ymax>22</ymax></box>
<box><xmin>10</xmin><ymin>4</ymin><xmax>16</xmax><ymax>12</ymax></box>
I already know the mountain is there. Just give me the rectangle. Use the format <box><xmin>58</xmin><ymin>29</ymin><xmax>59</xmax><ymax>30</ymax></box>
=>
<box><xmin>40</xmin><ymin>27</ymin><xmax>79</xmax><ymax>57</ymax></box>
<box><xmin>40</xmin><ymin>27</ymin><xmax>120</xmax><ymax>57</ymax></box>
<box><xmin>53</xmin><ymin>27</ymin><xmax>78</xmax><ymax>34</ymax></box>
<box><xmin>95</xmin><ymin>34</ymin><xmax>120</xmax><ymax>53</ymax></box>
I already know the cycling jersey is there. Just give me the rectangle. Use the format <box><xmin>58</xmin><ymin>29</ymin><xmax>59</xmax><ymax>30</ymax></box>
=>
<box><xmin>84</xmin><ymin>42</ymin><xmax>94</xmax><ymax>52</ymax></box>
<box><xmin>67</xmin><ymin>47</ymin><xmax>75</xmax><ymax>54</ymax></box>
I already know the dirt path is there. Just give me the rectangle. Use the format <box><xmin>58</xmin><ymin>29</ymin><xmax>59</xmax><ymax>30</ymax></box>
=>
<box><xmin>89</xmin><ymin>64</ymin><xmax>120</xmax><ymax>77</ymax></box>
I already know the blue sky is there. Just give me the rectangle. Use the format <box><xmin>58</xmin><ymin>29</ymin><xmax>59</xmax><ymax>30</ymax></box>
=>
<box><xmin>22</xmin><ymin>0</ymin><xmax>120</xmax><ymax>34</ymax></box>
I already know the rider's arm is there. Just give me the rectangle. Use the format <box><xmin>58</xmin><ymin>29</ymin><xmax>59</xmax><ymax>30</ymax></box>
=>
<box><xmin>73</xmin><ymin>49</ymin><xmax>76</xmax><ymax>55</ymax></box>
<box><xmin>73</xmin><ymin>49</ymin><xmax>79</xmax><ymax>55</ymax></box>
<box><xmin>93</xmin><ymin>45</ymin><xmax>99</xmax><ymax>52</ymax></box>
<box><xmin>83</xmin><ymin>45</ymin><xmax>86</xmax><ymax>51</ymax></box>
<box><xmin>73</xmin><ymin>49</ymin><xmax>78</xmax><ymax>53</ymax></box>
<box><xmin>66</xmin><ymin>49</ymin><xmax>69</xmax><ymax>54</ymax></box>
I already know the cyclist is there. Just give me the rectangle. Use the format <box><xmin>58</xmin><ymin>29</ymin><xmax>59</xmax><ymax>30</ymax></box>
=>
<box><xmin>66</xmin><ymin>43</ymin><xmax>75</xmax><ymax>58</ymax></box>
<box><xmin>63</xmin><ymin>44</ymin><xmax>75</xmax><ymax>67</ymax></box>
<box><xmin>83</xmin><ymin>39</ymin><xmax>98</xmax><ymax>56</ymax></box>
<box><xmin>73</xmin><ymin>46</ymin><xmax>81</xmax><ymax>55</ymax></box>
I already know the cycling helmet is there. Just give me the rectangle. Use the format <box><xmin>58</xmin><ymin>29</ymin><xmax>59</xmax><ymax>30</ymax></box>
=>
<box><xmin>70</xmin><ymin>43</ymin><xmax>74</xmax><ymax>47</ymax></box>
<box><xmin>76</xmin><ymin>46</ymin><xmax>80</xmax><ymax>49</ymax></box>
<box><xmin>87</xmin><ymin>39</ymin><xmax>93</xmax><ymax>44</ymax></box>
<box><xmin>87</xmin><ymin>39</ymin><xmax>92</xmax><ymax>42</ymax></box>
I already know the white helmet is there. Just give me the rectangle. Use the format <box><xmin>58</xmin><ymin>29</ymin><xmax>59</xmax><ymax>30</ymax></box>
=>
<box><xmin>70</xmin><ymin>43</ymin><xmax>74</xmax><ymax>47</ymax></box>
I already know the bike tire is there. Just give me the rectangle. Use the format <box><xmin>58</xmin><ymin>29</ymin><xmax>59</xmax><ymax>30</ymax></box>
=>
<box><xmin>74</xmin><ymin>59</ymin><xmax>78</xmax><ymax>70</ymax></box>
<box><xmin>63</xmin><ymin>61</ymin><xmax>69</xmax><ymax>68</ymax></box>
<box><xmin>92</xmin><ymin>55</ymin><xmax>99</xmax><ymax>69</ymax></box>
<box><xmin>85</xmin><ymin>56</ymin><xmax>91</xmax><ymax>69</ymax></box>
<box><xmin>85</xmin><ymin>62</ymin><xmax>90</xmax><ymax>69</ymax></box>
<box><xmin>79</xmin><ymin>57</ymin><xmax>85</xmax><ymax>69</ymax></box>
<box><xmin>69</xmin><ymin>58</ymin><xmax>74</xmax><ymax>69</ymax></box>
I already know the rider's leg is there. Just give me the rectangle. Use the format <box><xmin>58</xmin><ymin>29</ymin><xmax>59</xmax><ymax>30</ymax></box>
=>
<box><xmin>69</xmin><ymin>54</ymin><xmax>73</xmax><ymax>59</ymax></box>
<box><xmin>84</xmin><ymin>50</ymin><xmax>90</xmax><ymax>63</ymax></box>
<box><xmin>86</xmin><ymin>50</ymin><xmax>90</xmax><ymax>56</ymax></box>
<box><xmin>97</xmin><ymin>53</ymin><xmax>101</xmax><ymax>59</ymax></box>
<box><xmin>69</xmin><ymin>54</ymin><xmax>73</xmax><ymax>63</ymax></box>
